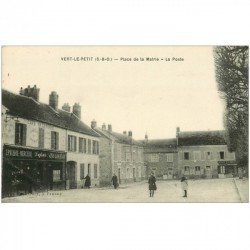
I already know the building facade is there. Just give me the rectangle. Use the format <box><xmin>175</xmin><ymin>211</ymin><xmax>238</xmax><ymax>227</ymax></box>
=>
<box><xmin>177</xmin><ymin>128</ymin><xmax>237</xmax><ymax>179</ymax></box>
<box><xmin>142</xmin><ymin>128</ymin><xmax>237</xmax><ymax>179</ymax></box>
<box><xmin>142</xmin><ymin>137</ymin><xmax>178</xmax><ymax>179</ymax></box>
<box><xmin>91</xmin><ymin>122</ymin><xmax>146</xmax><ymax>186</ymax></box>
<box><xmin>2</xmin><ymin>86</ymin><xmax>100</xmax><ymax>197</ymax></box>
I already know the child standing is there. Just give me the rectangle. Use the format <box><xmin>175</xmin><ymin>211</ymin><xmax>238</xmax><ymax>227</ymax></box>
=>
<box><xmin>181</xmin><ymin>176</ymin><xmax>188</xmax><ymax>197</ymax></box>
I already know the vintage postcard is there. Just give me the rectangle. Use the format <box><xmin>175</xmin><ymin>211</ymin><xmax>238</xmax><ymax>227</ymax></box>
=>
<box><xmin>1</xmin><ymin>46</ymin><xmax>248</xmax><ymax>203</ymax></box>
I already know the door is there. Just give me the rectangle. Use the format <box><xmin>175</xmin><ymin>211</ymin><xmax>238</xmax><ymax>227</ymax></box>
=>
<box><xmin>133</xmin><ymin>168</ymin><xmax>136</xmax><ymax>182</ymax></box>
<box><xmin>67</xmin><ymin>161</ymin><xmax>77</xmax><ymax>189</ymax></box>
<box><xmin>167</xmin><ymin>168</ymin><xmax>173</xmax><ymax>179</ymax></box>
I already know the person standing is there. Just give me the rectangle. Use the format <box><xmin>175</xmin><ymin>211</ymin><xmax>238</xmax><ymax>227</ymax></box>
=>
<box><xmin>148</xmin><ymin>172</ymin><xmax>157</xmax><ymax>197</ymax></box>
<box><xmin>84</xmin><ymin>174</ymin><xmax>91</xmax><ymax>188</ymax></box>
<box><xmin>181</xmin><ymin>176</ymin><xmax>188</xmax><ymax>197</ymax></box>
<box><xmin>111</xmin><ymin>173</ymin><xmax>119</xmax><ymax>189</ymax></box>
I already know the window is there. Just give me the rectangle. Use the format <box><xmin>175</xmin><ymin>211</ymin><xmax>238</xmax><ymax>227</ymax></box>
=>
<box><xmin>149</xmin><ymin>154</ymin><xmax>159</xmax><ymax>162</ymax></box>
<box><xmin>219</xmin><ymin>151</ymin><xmax>225</xmax><ymax>160</ymax></box>
<box><xmin>206</xmin><ymin>152</ymin><xmax>212</xmax><ymax>160</ymax></box>
<box><xmin>195</xmin><ymin>166</ymin><xmax>200</xmax><ymax>171</ymax></box>
<box><xmin>206</xmin><ymin>166</ymin><xmax>211</xmax><ymax>171</ymax></box>
<box><xmin>184</xmin><ymin>152</ymin><xmax>189</xmax><ymax>160</ymax></box>
<box><xmin>51</xmin><ymin>131</ymin><xmax>59</xmax><ymax>150</ymax></box>
<box><xmin>83</xmin><ymin>138</ymin><xmax>87</xmax><ymax>153</ymax></box>
<box><xmin>38</xmin><ymin>128</ymin><xmax>44</xmax><ymax>148</ymax></box>
<box><xmin>125</xmin><ymin>147</ymin><xmax>131</xmax><ymax>162</ymax></box>
<box><xmin>92</xmin><ymin>140</ymin><xmax>99</xmax><ymax>154</ymax></box>
<box><xmin>166</xmin><ymin>153</ymin><xmax>173</xmax><ymax>162</ymax></box>
<box><xmin>15</xmin><ymin>123</ymin><xmax>27</xmax><ymax>146</ymax></box>
<box><xmin>80</xmin><ymin>164</ymin><xmax>85</xmax><ymax>179</ymax></box>
<box><xmin>87</xmin><ymin>139</ymin><xmax>91</xmax><ymax>154</ymax></box>
<box><xmin>79</xmin><ymin>138</ymin><xmax>84</xmax><ymax>153</ymax></box>
<box><xmin>194</xmin><ymin>151</ymin><xmax>201</xmax><ymax>161</ymax></box>
<box><xmin>68</xmin><ymin>135</ymin><xmax>77</xmax><ymax>152</ymax></box>
<box><xmin>184</xmin><ymin>166</ymin><xmax>190</xmax><ymax>174</ymax></box>
<box><xmin>94</xmin><ymin>164</ymin><xmax>98</xmax><ymax>178</ymax></box>
<box><xmin>220</xmin><ymin>166</ymin><xmax>225</xmax><ymax>174</ymax></box>
<box><xmin>53</xmin><ymin>170</ymin><xmax>61</xmax><ymax>181</ymax></box>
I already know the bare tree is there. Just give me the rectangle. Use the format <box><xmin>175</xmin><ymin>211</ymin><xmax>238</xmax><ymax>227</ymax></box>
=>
<box><xmin>214</xmin><ymin>46</ymin><xmax>248</xmax><ymax>173</ymax></box>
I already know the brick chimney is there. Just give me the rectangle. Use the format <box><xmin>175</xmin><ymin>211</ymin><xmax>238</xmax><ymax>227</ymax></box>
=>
<box><xmin>49</xmin><ymin>91</ymin><xmax>59</xmax><ymax>110</ymax></box>
<box><xmin>91</xmin><ymin>120</ymin><xmax>97</xmax><ymax>129</ymax></box>
<box><xmin>123</xmin><ymin>131</ymin><xmax>127</xmax><ymax>135</ymax></box>
<box><xmin>176</xmin><ymin>127</ymin><xmax>180</xmax><ymax>146</ymax></box>
<box><xmin>108</xmin><ymin>124</ymin><xmax>112</xmax><ymax>132</ymax></box>
<box><xmin>20</xmin><ymin>85</ymin><xmax>40</xmax><ymax>101</ymax></box>
<box><xmin>73</xmin><ymin>103</ymin><xmax>81</xmax><ymax>119</ymax></box>
<box><xmin>102</xmin><ymin>123</ymin><xmax>106</xmax><ymax>130</ymax></box>
<box><xmin>62</xmin><ymin>103</ymin><xmax>71</xmax><ymax>112</ymax></box>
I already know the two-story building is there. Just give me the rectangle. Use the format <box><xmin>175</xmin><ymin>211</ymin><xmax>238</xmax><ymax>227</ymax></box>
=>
<box><xmin>91</xmin><ymin>121</ymin><xmax>145</xmax><ymax>186</ymax></box>
<box><xmin>2</xmin><ymin>85</ymin><xmax>100</xmax><ymax>197</ymax></box>
<box><xmin>176</xmin><ymin>127</ymin><xmax>237</xmax><ymax>178</ymax></box>
<box><xmin>142</xmin><ymin>136</ymin><xmax>178</xmax><ymax>179</ymax></box>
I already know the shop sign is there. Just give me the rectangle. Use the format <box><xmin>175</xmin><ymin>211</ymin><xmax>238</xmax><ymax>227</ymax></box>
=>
<box><xmin>218</xmin><ymin>160</ymin><xmax>237</xmax><ymax>166</ymax></box>
<box><xmin>3</xmin><ymin>145</ymin><xmax>66</xmax><ymax>161</ymax></box>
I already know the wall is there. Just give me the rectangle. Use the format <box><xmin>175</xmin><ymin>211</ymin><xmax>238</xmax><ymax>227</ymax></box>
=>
<box><xmin>145</xmin><ymin>152</ymin><xmax>178</xmax><ymax>179</ymax></box>
<box><xmin>178</xmin><ymin>145</ymin><xmax>236</xmax><ymax>178</ymax></box>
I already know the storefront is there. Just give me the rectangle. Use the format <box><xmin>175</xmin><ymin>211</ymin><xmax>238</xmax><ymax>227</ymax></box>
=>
<box><xmin>217</xmin><ymin>160</ymin><xmax>238</xmax><ymax>178</ymax></box>
<box><xmin>2</xmin><ymin>144</ymin><xmax>67</xmax><ymax>197</ymax></box>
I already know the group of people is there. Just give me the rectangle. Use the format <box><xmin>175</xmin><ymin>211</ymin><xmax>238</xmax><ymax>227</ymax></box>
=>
<box><xmin>84</xmin><ymin>172</ymin><xmax>189</xmax><ymax>198</ymax></box>
<box><xmin>148</xmin><ymin>172</ymin><xmax>188</xmax><ymax>198</ymax></box>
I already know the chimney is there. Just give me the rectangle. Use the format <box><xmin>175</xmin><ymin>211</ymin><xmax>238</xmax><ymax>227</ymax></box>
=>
<box><xmin>108</xmin><ymin>124</ymin><xmax>112</xmax><ymax>132</ymax></box>
<box><xmin>91</xmin><ymin>120</ymin><xmax>97</xmax><ymax>129</ymax></box>
<box><xmin>176</xmin><ymin>127</ymin><xmax>180</xmax><ymax>146</ymax></box>
<box><xmin>73</xmin><ymin>103</ymin><xmax>81</xmax><ymax>119</ymax></box>
<box><xmin>62</xmin><ymin>103</ymin><xmax>71</xmax><ymax>112</ymax></box>
<box><xmin>21</xmin><ymin>85</ymin><xmax>40</xmax><ymax>101</ymax></box>
<box><xmin>123</xmin><ymin>131</ymin><xmax>127</xmax><ymax>135</ymax></box>
<box><xmin>145</xmin><ymin>132</ymin><xmax>148</xmax><ymax>141</ymax></box>
<box><xmin>49</xmin><ymin>91</ymin><xmax>59</xmax><ymax>110</ymax></box>
<box><xmin>19</xmin><ymin>87</ymin><xmax>24</xmax><ymax>95</ymax></box>
<box><xmin>102</xmin><ymin>123</ymin><xmax>106</xmax><ymax>130</ymax></box>
<box><xmin>128</xmin><ymin>131</ymin><xmax>132</xmax><ymax>137</ymax></box>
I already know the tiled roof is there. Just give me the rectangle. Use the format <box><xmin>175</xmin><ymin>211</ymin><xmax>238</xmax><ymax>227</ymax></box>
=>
<box><xmin>141</xmin><ymin>138</ymin><xmax>177</xmax><ymax>153</ymax></box>
<box><xmin>178</xmin><ymin>130</ymin><xmax>226</xmax><ymax>146</ymax></box>
<box><xmin>2</xmin><ymin>89</ymin><xmax>100</xmax><ymax>137</ymax></box>
<box><xmin>94</xmin><ymin>127</ymin><xmax>143</xmax><ymax>146</ymax></box>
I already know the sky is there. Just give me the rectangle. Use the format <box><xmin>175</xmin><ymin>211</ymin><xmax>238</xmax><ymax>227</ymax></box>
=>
<box><xmin>2</xmin><ymin>46</ymin><xmax>225</xmax><ymax>140</ymax></box>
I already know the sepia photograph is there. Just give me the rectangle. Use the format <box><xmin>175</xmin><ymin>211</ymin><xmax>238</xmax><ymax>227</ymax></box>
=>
<box><xmin>1</xmin><ymin>46</ymin><xmax>249</xmax><ymax>203</ymax></box>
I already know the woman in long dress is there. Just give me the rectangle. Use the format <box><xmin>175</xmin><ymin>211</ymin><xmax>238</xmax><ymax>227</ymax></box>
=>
<box><xmin>148</xmin><ymin>172</ymin><xmax>157</xmax><ymax>197</ymax></box>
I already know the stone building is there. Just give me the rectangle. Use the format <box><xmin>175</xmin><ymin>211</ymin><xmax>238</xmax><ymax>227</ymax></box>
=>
<box><xmin>2</xmin><ymin>86</ymin><xmax>100</xmax><ymax>197</ymax></box>
<box><xmin>142</xmin><ymin>127</ymin><xmax>237</xmax><ymax>179</ymax></box>
<box><xmin>177</xmin><ymin>128</ymin><xmax>237</xmax><ymax>179</ymax></box>
<box><xmin>91</xmin><ymin>121</ymin><xmax>145</xmax><ymax>186</ymax></box>
<box><xmin>142</xmin><ymin>137</ymin><xmax>178</xmax><ymax>179</ymax></box>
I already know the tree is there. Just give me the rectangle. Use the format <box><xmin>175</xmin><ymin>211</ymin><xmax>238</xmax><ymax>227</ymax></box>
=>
<box><xmin>214</xmin><ymin>46</ymin><xmax>248</xmax><ymax>174</ymax></box>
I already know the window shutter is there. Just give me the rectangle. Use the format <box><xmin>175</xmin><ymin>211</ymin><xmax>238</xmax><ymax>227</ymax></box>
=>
<box><xmin>56</xmin><ymin>132</ymin><xmax>59</xmax><ymax>150</ymax></box>
<box><xmin>51</xmin><ymin>132</ymin><xmax>55</xmax><ymax>149</ymax></box>
<box><xmin>15</xmin><ymin>123</ymin><xmax>19</xmax><ymax>144</ymax></box>
<box><xmin>74</xmin><ymin>136</ymin><xmax>77</xmax><ymax>151</ymax></box>
<box><xmin>23</xmin><ymin>124</ymin><xmax>27</xmax><ymax>146</ymax></box>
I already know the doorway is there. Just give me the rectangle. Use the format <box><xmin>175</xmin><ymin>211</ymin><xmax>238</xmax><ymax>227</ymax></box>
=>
<box><xmin>67</xmin><ymin>161</ymin><xmax>77</xmax><ymax>189</ymax></box>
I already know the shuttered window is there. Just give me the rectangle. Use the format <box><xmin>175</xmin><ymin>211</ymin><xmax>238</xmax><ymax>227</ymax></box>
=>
<box><xmin>87</xmin><ymin>139</ymin><xmax>91</xmax><ymax>154</ymax></box>
<box><xmin>79</xmin><ymin>138</ymin><xmax>83</xmax><ymax>153</ymax></box>
<box><xmin>94</xmin><ymin>164</ymin><xmax>98</xmax><ymax>178</ymax></box>
<box><xmin>80</xmin><ymin>164</ymin><xmax>85</xmax><ymax>179</ymax></box>
<box><xmin>51</xmin><ymin>131</ymin><xmax>59</xmax><ymax>150</ymax></box>
<box><xmin>68</xmin><ymin>135</ymin><xmax>77</xmax><ymax>152</ymax></box>
<box><xmin>38</xmin><ymin>128</ymin><xmax>45</xmax><ymax>148</ymax></box>
<box><xmin>15</xmin><ymin>123</ymin><xmax>27</xmax><ymax>146</ymax></box>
